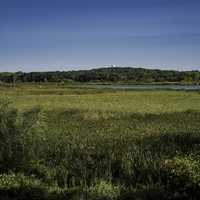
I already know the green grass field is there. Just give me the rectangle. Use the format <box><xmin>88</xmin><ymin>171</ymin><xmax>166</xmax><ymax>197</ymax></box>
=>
<box><xmin>1</xmin><ymin>84</ymin><xmax>200</xmax><ymax>113</ymax></box>
<box><xmin>0</xmin><ymin>84</ymin><xmax>200</xmax><ymax>199</ymax></box>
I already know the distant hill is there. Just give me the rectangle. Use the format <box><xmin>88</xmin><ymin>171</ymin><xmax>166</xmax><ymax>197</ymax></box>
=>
<box><xmin>0</xmin><ymin>67</ymin><xmax>199</xmax><ymax>84</ymax></box>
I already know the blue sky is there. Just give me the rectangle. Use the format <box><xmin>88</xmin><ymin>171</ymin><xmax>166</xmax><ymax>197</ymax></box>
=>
<box><xmin>0</xmin><ymin>0</ymin><xmax>200</xmax><ymax>71</ymax></box>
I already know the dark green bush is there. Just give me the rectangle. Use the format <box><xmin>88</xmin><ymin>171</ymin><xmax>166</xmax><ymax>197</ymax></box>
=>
<box><xmin>163</xmin><ymin>155</ymin><xmax>200</xmax><ymax>199</ymax></box>
<box><xmin>0</xmin><ymin>174</ymin><xmax>81</xmax><ymax>200</ymax></box>
<box><xmin>0</xmin><ymin>173</ymin><xmax>47</xmax><ymax>200</ymax></box>
<box><xmin>0</xmin><ymin>98</ymin><xmax>40</xmax><ymax>172</ymax></box>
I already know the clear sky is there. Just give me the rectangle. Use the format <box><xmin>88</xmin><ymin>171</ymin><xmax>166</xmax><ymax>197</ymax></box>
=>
<box><xmin>0</xmin><ymin>0</ymin><xmax>200</xmax><ymax>72</ymax></box>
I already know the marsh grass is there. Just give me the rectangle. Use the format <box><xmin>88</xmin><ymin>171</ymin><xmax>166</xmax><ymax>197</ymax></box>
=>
<box><xmin>0</xmin><ymin>84</ymin><xmax>200</xmax><ymax>199</ymax></box>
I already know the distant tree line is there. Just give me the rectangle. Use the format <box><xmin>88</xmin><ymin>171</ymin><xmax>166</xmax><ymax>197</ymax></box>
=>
<box><xmin>0</xmin><ymin>67</ymin><xmax>199</xmax><ymax>83</ymax></box>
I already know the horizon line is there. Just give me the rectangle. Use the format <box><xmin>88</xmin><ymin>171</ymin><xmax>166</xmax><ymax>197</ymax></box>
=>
<box><xmin>0</xmin><ymin>65</ymin><xmax>199</xmax><ymax>73</ymax></box>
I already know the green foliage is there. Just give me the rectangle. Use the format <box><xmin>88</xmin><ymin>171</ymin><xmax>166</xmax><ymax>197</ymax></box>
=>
<box><xmin>0</xmin><ymin>173</ymin><xmax>80</xmax><ymax>200</ymax></box>
<box><xmin>0</xmin><ymin>88</ymin><xmax>199</xmax><ymax>199</ymax></box>
<box><xmin>0</xmin><ymin>173</ymin><xmax>44</xmax><ymax>190</ymax></box>
<box><xmin>0</xmin><ymin>98</ymin><xmax>40</xmax><ymax>172</ymax></box>
<box><xmin>89</xmin><ymin>181</ymin><xmax>121</xmax><ymax>200</ymax></box>
<box><xmin>0</xmin><ymin>173</ymin><xmax>47</xmax><ymax>200</ymax></box>
<box><xmin>0</xmin><ymin>67</ymin><xmax>199</xmax><ymax>83</ymax></box>
<box><xmin>163</xmin><ymin>155</ymin><xmax>200</xmax><ymax>198</ymax></box>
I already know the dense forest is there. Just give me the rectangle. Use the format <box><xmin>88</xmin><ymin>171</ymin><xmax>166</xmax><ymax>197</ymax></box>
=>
<box><xmin>0</xmin><ymin>67</ymin><xmax>199</xmax><ymax>84</ymax></box>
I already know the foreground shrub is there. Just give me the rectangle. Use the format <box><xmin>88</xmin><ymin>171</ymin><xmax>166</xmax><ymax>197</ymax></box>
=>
<box><xmin>89</xmin><ymin>180</ymin><xmax>121</xmax><ymax>200</ymax></box>
<box><xmin>0</xmin><ymin>173</ymin><xmax>47</xmax><ymax>200</ymax></box>
<box><xmin>118</xmin><ymin>185</ymin><xmax>168</xmax><ymax>200</ymax></box>
<box><xmin>163</xmin><ymin>155</ymin><xmax>200</xmax><ymax>199</ymax></box>
<box><xmin>0</xmin><ymin>98</ymin><xmax>40</xmax><ymax>172</ymax></box>
<box><xmin>0</xmin><ymin>173</ymin><xmax>80</xmax><ymax>200</ymax></box>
